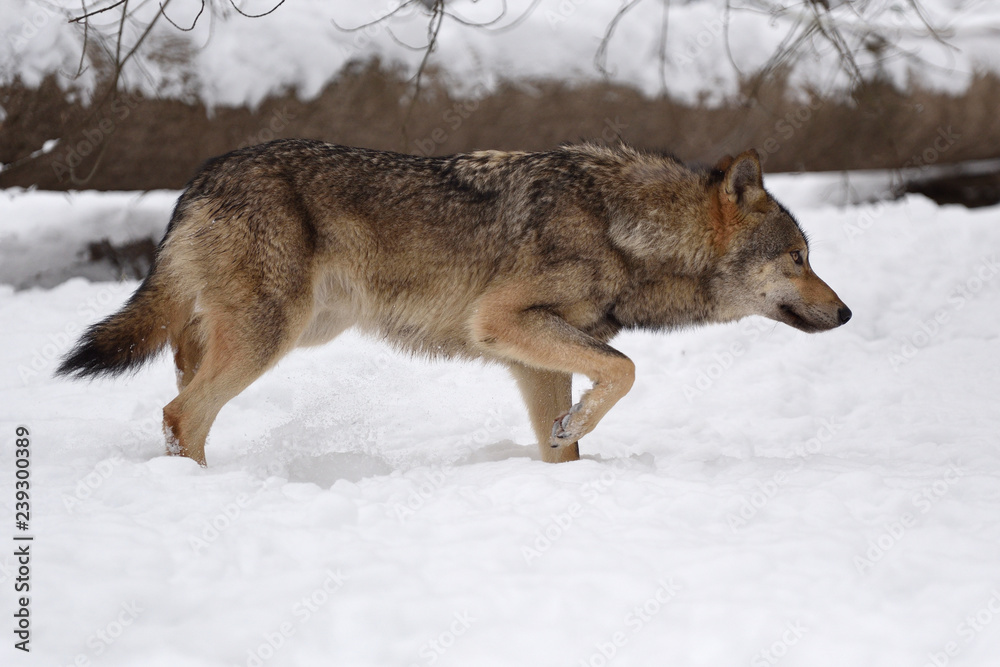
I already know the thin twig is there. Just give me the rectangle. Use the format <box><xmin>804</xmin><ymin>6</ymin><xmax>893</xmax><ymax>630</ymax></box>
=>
<box><xmin>722</xmin><ymin>0</ymin><xmax>740</xmax><ymax>80</ymax></box>
<box><xmin>806</xmin><ymin>2</ymin><xmax>863</xmax><ymax>84</ymax></box>
<box><xmin>384</xmin><ymin>25</ymin><xmax>428</xmax><ymax>52</ymax></box>
<box><xmin>656</xmin><ymin>0</ymin><xmax>670</xmax><ymax>96</ymax></box>
<box><xmin>443</xmin><ymin>0</ymin><xmax>508</xmax><ymax>28</ymax></box>
<box><xmin>331</xmin><ymin>1</ymin><xmax>421</xmax><ymax>33</ymax></box>
<box><xmin>905</xmin><ymin>0</ymin><xmax>953</xmax><ymax>47</ymax></box>
<box><xmin>471</xmin><ymin>0</ymin><xmax>541</xmax><ymax>34</ymax></box>
<box><xmin>161</xmin><ymin>0</ymin><xmax>205</xmax><ymax>32</ymax></box>
<box><xmin>73</xmin><ymin>0</ymin><xmax>91</xmax><ymax>77</ymax></box>
<box><xmin>400</xmin><ymin>0</ymin><xmax>447</xmax><ymax>152</ymax></box>
<box><xmin>594</xmin><ymin>0</ymin><xmax>645</xmax><ymax>78</ymax></box>
<box><xmin>227</xmin><ymin>0</ymin><xmax>286</xmax><ymax>20</ymax></box>
<box><xmin>69</xmin><ymin>0</ymin><xmax>127</xmax><ymax>24</ymax></box>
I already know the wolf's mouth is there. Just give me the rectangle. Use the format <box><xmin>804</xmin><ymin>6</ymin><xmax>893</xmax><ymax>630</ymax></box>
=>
<box><xmin>778</xmin><ymin>304</ymin><xmax>821</xmax><ymax>333</ymax></box>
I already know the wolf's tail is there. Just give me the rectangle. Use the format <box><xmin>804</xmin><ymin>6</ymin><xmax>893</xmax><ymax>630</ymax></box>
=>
<box><xmin>56</xmin><ymin>263</ymin><xmax>181</xmax><ymax>379</ymax></box>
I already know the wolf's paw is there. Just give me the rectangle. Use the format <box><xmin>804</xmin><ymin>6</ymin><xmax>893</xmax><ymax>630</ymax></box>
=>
<box><xmin>550</xmin><ymin>402</ymin><xmax>584</xmax><ymax>447</ymax></box>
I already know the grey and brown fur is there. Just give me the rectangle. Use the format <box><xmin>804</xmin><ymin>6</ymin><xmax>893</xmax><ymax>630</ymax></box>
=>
<box><xmin>57</xmin><ymin>140</ymin><xmax>851</xmax><ymax>465</ymax></box>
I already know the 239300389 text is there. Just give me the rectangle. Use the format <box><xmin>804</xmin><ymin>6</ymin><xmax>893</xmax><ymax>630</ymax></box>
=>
<box><xmin>13</xmin><ymin>425</ymin><xmax>33</xmax><ymax>653</ymax></box>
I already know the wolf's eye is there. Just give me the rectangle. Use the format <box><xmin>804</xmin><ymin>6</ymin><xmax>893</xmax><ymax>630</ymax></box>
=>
<box><xmin>790</xmin><ymin>250</ymin><xmax>803</xmax><ymax>265</ymax></box>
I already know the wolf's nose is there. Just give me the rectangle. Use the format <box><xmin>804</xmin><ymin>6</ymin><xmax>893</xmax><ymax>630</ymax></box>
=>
<box><xmin>837</xmin><ymin>306</ymin><xmax>852</xmax><ymax>325</ymax></box>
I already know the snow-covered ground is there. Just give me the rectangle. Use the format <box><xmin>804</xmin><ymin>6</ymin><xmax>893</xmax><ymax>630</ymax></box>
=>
<box><xmin>3</xmin><ymin>0</ymin><xmax>999</xmax><ymax>108</ymax></box>
<box><xmin>1</xmin><ymin>175</ymin><xmax>999</xmax><ymax>666</ymax></box>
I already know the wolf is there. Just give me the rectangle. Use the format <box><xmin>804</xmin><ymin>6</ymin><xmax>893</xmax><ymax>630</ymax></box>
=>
<box><xmin>57</xmin><ymin>140</ymin><xmax>850</xmax><ymax>465</ymax></box>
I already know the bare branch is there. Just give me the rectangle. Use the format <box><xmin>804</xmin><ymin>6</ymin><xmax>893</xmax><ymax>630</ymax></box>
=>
<box><xmin>413</xmin><ymin>0</ymin><xmax>446</xmax><ymax>92</ymax></box>
<box><xmin>113</xmin><ymin>0</ymin><xmax>127</xmax><ymax>80</ymax></box>
<box><xmin>331</xmin><ymin>0</ymin><xmax>535</xmax><ymax>152</ymax></box>
<box><xmin>73</xmin><ymin>0</ymin><xmax>92</xmax><ymax>78</ymax></box>
<box><xmin>722</xmin><ymin>0</ymin><xmax>740</xmax><ymax>81</ymax></box>
<box><xmin>227</xmin><ymin>0</ymin><xmax>286</xmax><ymax>20</ymax></box>
<box><xmin>115</xmin><ymin>0</ymin><xmax>170</xmax><ymax>85</ymax></box>
<box><xmin>905</xmin><ymin>0</ymin><xmax>953</xmax><ymax>47</ymax></box>
<box><xmin>70</xmin><ymin>0</ymin><xmax>127</xmax><ymax>24</ymax></box>
<box><xmin>400</xmin><ymin>0</ymin><xmax>447</xmax><ymax>150</ymax></box>
<box><xmin>384</xmin><ymin>24</ymin><xmax>430</xmax><ymax>52</ymax></box>
<box><xmin>594</xmin><ymin>0</ymin><xmax>645</xmax><ymax>78</ymax></box>
<box><xmin>481</xmin><ymin>0</ymin><xmax>543</xmax><ymax>35</ymax></box>
<box><xmin>331</xmin><ymin>1</ymin><xmax>422</xmax><ymax>33</ymax></box>
<box><xmin>443</xmin><ymin>0</ymin><xmax>508</xmax><ymax>28</ymax></box>
<box><xmin>161</xmin><ymin>0</ymin><xmax>205</xmax><ymax>32</ymax></box>
<box><xmin>809</xmin><ymin>2</ymin><xmax>863</xmax><ymax>83</ymax></box>
<box><xmin>656</xmin><ymin>0</ymin><xmax>670</xmax><ymax>97</ymax></box>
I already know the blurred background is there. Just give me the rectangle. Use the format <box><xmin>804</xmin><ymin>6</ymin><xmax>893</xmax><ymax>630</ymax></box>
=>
<box><xmin>2</xmin><ymin>0</ymin><xmax>998</xmax><ymax>201</ymax></box>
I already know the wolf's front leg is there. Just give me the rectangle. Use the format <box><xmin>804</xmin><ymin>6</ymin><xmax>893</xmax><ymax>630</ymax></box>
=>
<box><xmin>547</xmin><ymin>354</ymin><xmax>634</xmax><ymax>448</ymax></box>
<box><xmin>473</xmin><ymin>289</ymin><xmax>635</xmax><ymax>461</ymax></box>
<box><xmin>509</xmin><ymin>364</ymin><xmax>579</xmax><ymax>463</ymax></box>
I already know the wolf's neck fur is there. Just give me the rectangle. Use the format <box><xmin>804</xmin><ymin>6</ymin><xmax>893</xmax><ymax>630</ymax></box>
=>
<box><xmin>598</xmin><ymin>156</ymin><xmax>734</xmax><ymax>330</ymax></box>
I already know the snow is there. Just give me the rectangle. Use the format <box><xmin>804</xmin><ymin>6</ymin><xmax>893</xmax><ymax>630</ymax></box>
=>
<box><xmin>2</xmin><ymin>176</ymin><xmax>1000</xmax><ymax>666</ymax></box>
<box><xmin>2</xmin><ymin>0</ymin><xmax>999</xmax><ymax>108</ymax></box>
<box><xmin>0</xmin><ymin>189</ymin><xmax>177</xmax><ymax>289</ymax></box>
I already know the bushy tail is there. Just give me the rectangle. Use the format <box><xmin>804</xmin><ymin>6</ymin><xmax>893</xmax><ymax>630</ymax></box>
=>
<box><xmin>56</xmin><ymin>268</ymin><xmax>179</xmax><ymax>379</ymax></box>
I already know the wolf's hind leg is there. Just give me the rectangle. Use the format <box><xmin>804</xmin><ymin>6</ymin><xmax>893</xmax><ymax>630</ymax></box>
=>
<box><xmin>509</xmin><ymin>365</ymin><xmax>579</xmax><ymax>463</ymax></box>
<box><xmin>162</xmin><ymin>298</ymin><xmax>311</xmax><ymax>466</ymax></box>
<box><xmin>172</xmin><ymin>314</ymin><xmax>205</xmax><ymax>391</ymax></box>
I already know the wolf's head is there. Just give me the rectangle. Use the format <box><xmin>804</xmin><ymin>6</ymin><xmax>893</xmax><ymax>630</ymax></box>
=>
<box><xmin>710</xmin><ymin>150</ymin><xmax>851</xmax><ymax>333</ymax></box>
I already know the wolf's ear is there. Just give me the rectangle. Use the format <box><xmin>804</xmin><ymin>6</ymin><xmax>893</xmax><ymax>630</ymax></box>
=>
<box><xmin>719</xmin><ymin>149</ymin><xmax>763</xmax><ymax>204</ymax></box>
<box><xmin>714</xmin><ymin>154</ymin><xmax>735</xmax><ymax>173</ymax></box>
